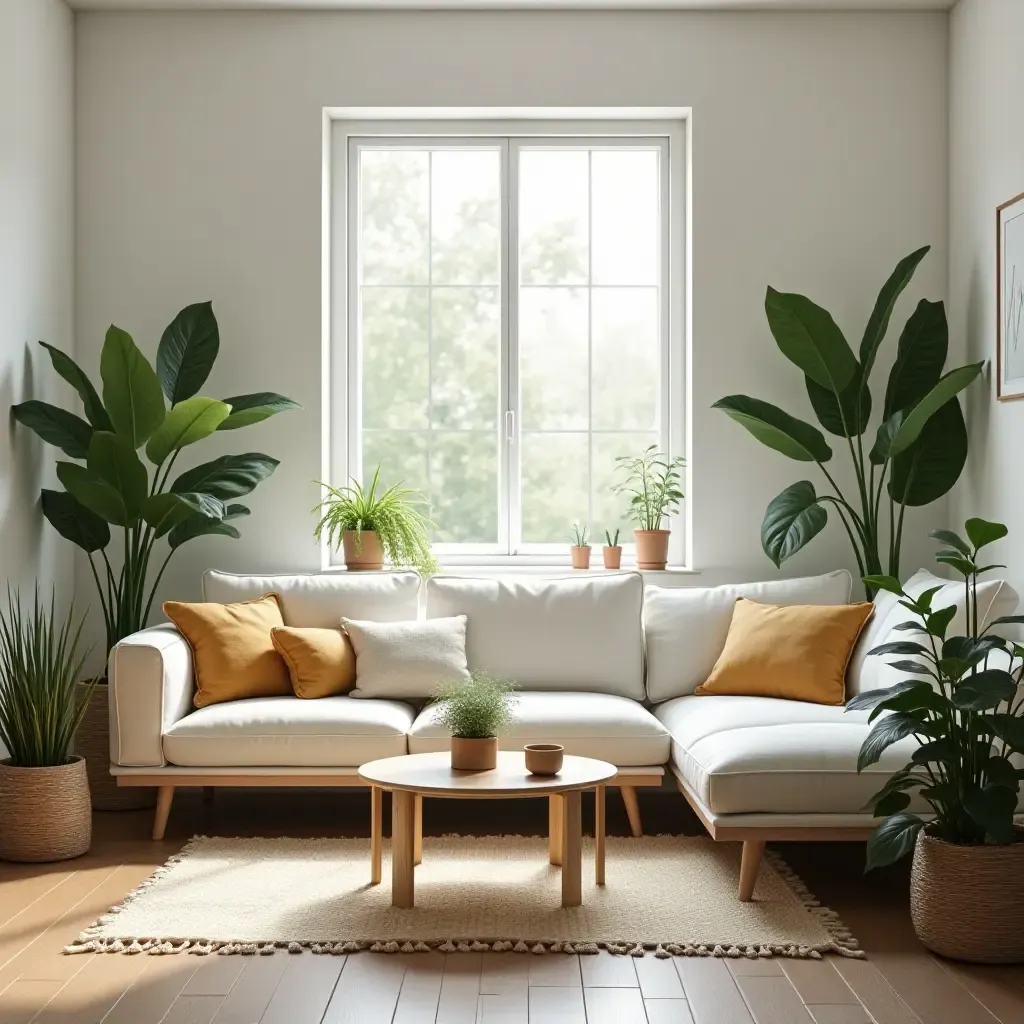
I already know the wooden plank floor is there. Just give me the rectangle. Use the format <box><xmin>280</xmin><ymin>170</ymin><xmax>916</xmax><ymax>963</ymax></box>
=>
<box><xmin>1</xmin><ymin>787</ymin><xmax>1023</xmax><ymax>1023</ymax></box>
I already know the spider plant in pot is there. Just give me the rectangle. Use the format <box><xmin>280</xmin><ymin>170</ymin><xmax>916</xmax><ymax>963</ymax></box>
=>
<box><xmin>603</xmin><ymin>528</ymin><xmax>622</xmax><ymax>570</ymax></box>
<box><xmin>570</xmin><ymin>523</ymin><xmax>591</xmax><ymax>570</ymax></box>
<box><xmin>850</xmin><ymin>518</ymin><xmax>1024</xmax><ymax>963</ymax></box>
<box><xmin>314</xmin><ymin>464</ymin><xmax>438</xmax><ymax>575</ymax></box>
<box><xmin>432</xmin><ymin>673</ymin><xmax>517</xmax><ymax>771</ymax></box>
<box><xmin>0</xmin><ymin>590</ymin><xmax>93</xmax><ymax>862</ymax></box>
<box><xmin>613</xmin><ymin>445</ymin><xmax>685</xmax><ymax>569</ymax></box>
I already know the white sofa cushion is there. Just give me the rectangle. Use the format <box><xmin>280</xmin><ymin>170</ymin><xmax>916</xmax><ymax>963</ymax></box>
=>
<box><xmin>657</xmin><ymin>694</ymin><xmax>919</xmax><ymax>815</ymax></box>
<box><xmin>202</xmin><ymin>570</ymin><xmax>421</xmax><ymax>628</ymax></box>
<box><xmin>162</xmin><ymin>696</ymin><xmax>414</xmax><ymax>767</ymax></box>
<box><xmin>644</xmin><ymin>570</ymin><xmax>853</xmax><ymax>703</ymax></box>
<box><xmin>425</xmin><ymin>573</ymin><xmax>644</xmax><ymax>699</ymax></box>
<box><xmin>409</xmin><ymin>691</ymin><xmax>669</xmax><ymax>766</ymax></box>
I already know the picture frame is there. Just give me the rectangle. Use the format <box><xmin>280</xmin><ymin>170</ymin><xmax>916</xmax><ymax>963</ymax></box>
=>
<box><xmin>997</xmin><ymin>190</ymin><xmax>1024</xmax><ymax>400</ymax></box>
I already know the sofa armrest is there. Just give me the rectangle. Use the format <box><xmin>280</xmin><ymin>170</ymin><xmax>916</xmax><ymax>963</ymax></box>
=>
<box><xmin>109</xmin><ymin>625</ymin><xmax>194</xmax><ymax>767</ymax></box>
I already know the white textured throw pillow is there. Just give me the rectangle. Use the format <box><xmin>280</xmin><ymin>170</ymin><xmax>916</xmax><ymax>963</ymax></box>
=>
<box><xmin>343</xmin><ymin>616</ymin><xmax>471</xmax><ymax>699</ymax></box>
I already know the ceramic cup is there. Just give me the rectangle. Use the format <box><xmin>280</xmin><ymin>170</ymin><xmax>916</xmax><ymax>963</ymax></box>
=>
<box><xmin>524</xmin><ymin>743</ymin><xmax>564</xmax><ymax>776</ymax></box>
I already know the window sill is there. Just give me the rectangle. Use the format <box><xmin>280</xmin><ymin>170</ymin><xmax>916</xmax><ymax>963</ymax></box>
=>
<box><xmin>323</xmin><ymin>563</ymin><xmax>699</xmax><ymax>577</ymax></box>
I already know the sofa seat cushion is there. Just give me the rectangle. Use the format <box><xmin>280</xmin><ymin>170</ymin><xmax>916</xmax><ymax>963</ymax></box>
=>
<box><xmin>408</xmin><ymin>691</ymin><xmax>670</xmax><ymax>767</ymax></box>
<box><xmin>163</xmin><ymin>696</ymin><xmax>414</xmax><ymax>767</ymax></box>
<box><xmin>656</xmin><ymin>695</ymin><xmax>919</xmax><ymax>815</ymax></box>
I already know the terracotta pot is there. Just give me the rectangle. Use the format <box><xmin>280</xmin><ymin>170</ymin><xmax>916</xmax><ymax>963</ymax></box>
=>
<box><xmin>570</xmin><ymin>546</ymin><xmax>591</xmax><ymax>570</ymax></box>
<box><xmin>910</xmin><ymin>827</ymin><xmax>1024</xmax><ymax>962</ymax></box>
<box><xmin>0</xmin><ymin>756</ymin><xmax>91</xmax><ymax>862</ymax></box>
<box><xmin>451</xmin><ymin>736</ymin><xmax>498</xmax><ymax>772</ymax></box>
<box><xmin>602</xmin><ymin>546</ymin><xmax>623</xmax><ymax>570</ymax></box>
<box><xmin>634</xmin><ymin>529</ymin><xmax>671</xmax><ymax>570</ymax></box>
<box><xmin>525</xmin><ymin>743</ymin><xmax>564</xmax><ymax>776</ymax></box>
<box><xmin>343</xmin><ymin>530</ymin><xmax>383</xmax><ymax>571</ymax></box>
<box><xmin>76</xmin><ymin>681</ymin><xmax>155</xmax><ymax>811</ymax></box>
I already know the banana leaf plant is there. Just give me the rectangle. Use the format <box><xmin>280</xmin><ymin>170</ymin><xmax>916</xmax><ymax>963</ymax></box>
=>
<box><xmin>713</xmin><ymin>247</ymin><xmax>983</xmax><ymax>596</ymax></box>
<box><xmin>12</xmin><ymin>302</ymin><xmax>299</xmax><ymax>670</ymax></box>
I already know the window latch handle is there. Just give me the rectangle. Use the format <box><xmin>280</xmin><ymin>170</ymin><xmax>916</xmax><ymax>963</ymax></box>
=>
<box><xmin>505</xmin><ymin>410</ymin><xmax>515</xmax><ymax>445</ymax></box>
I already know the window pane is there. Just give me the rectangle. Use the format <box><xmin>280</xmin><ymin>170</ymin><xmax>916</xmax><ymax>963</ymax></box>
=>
<box><xmin>520</xmin><ymin>432</ymin><xmax>588</xmax><ymax>544</ymax></box>
<box><xmin>431</xmin><ymin>150</ymin><xmax>500</xmax><ymax>286</ymax></box>
<box><xmin>591</xmin><ymin>432</ymin><xmax>659</xmax><ymax>545</ymax></box>
<box><xmin>361</xmin><ymin>288</ymin><xmax>429</xmax><ymax>430</ymax></box>
<box><xmin>431</xmin><ymin>287</ymin><xmax>499</xmax><ymax>430</ymax></box>
<box><xmin>519</xmin><ymin>150</ymin><xmax>588</xmax><ymax>285</ymax></box>
<box><xmin>592</xmin><ymin>149</ymin><xmax>659</xmax><ymax>286</ymax></box>
<box><xmin>431</xmin><ymin>432</ymin><xmax>499</xmax><ymax>544</ymax></box>
<box><xmin>360</xmin><ymin>150</ymin><xmax>429</xmax><ymax>285</ymax></box>
<box><xmin>592</xmin><ymin>288</ymin><xmax>660</xmax><ymax>431</ymax></box>
<box><xmin>363</xmin><ymin>430</ymin><xmax>429</xmax><ymax>499</ymax></box>
<box><xmin>520</xmin><ymin>287</ymin><xmax>588</xmax><ymax>430</ymax></box>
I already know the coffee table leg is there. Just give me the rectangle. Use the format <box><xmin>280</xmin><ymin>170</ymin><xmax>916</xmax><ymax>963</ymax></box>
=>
<box><xmin>370</xmin><ymin>786</ymin><xmax>383</xmax><ymax>885</ymax></box>
<box><xmin>561</xmin><ymin>790</ymin><xmax>582</xmax><ymax>908</ymax></box>
<box><xmin>548</xmin><ymin>794</ymin><xmax>563</xmax><ymax>866</ymax></box>
<box><xmin>595</xmin><ymin>784</ymin><xmax>606</xmax><ymax>886</ymax></box>
<box><xmin>392</xmin><ymin>790</ymin><xmax>416</xmax><ymax>909</ymax></box>
<box><xmin>414</xmin><ymin>794</ymin><xmax>423</xmax><ymax>866</ymax></box>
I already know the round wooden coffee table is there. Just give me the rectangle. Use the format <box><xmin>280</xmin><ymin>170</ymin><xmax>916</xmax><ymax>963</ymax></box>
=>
<box><xmin>358</xmin><ymin>751</ymin><xmax>616</xmax><ymax>909</ymax></box>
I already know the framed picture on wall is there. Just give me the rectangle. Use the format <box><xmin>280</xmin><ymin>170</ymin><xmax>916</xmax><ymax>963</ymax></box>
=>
<box><xmin>998</xmin><ymin>190</ymin><xmax>1024</xmax><ymax>400</ymax></box>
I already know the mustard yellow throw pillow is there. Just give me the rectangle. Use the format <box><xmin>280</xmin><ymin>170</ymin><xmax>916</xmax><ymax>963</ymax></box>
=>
<box><xmin>271</xmin><ymin>626</ymin><xmax>356</xmax><ymax>699</ymax></box>
<box><xmin>695</xmin><ymin>598</ymin><xmax>874</xmax><ymax>705</ymax></box>
<box><xmin>163</xmin><ymin>593</ymin><xmax>291</xmax><ymax>709</ymax></box>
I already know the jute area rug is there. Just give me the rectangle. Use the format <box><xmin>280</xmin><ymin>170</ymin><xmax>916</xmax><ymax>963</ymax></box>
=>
<box><xmin>67</xmin><ymin>835</ymin><xmax>862</xmax><ymax>960</ymax></box>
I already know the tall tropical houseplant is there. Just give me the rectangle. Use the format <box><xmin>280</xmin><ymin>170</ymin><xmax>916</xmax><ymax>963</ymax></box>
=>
<box><xmin>12</xmin><ymin>302</ymin><xmax>300</xmax><ymax>671</ymax></box>
<box><xmin>713</xmin><ymin>247</ymin><xmax>983</xmax><ymax>597</ymax></box>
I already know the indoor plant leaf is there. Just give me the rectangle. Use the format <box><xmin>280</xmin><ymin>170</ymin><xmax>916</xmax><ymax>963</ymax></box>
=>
<box><xmin>951</xmin><ymin>669</ymin><xmax>1017</xmax><ymax>711</ymax></box>
<box><xmin>865</xmin><ymin>812</ymin><xmax>924</xmax><ymax>871</ymax></box>
<box><xmin>39</xmin><ymin>342</ymin><xmax>113</xmax><ymax>430</ymax></box>
<box><xmin>869</xmin><ymin>410</ymin><xmax>904</xmax><ymax>465</ymax></box>
<box><xmin>888</xmin><ymin>400</ymin><xmax>967</xmax><ymax>506</ymax></box>
<box><xmin>87</xmin><ymin>431</ymin><xmax>148</xmax><ymax>524</ymax></box>
<box><xmin>100</xmin><ymin>325</ymin><xmax>166</xmax><ymax>447</ymax></box>
<box><xmin>858</xmin><ymin>712</ymin><xmax>927</xmax><ymax>771</ymax></box>
<box><xmin>805</xmin><ymin>366</ymin><xmax>871</xmax><ymax>437</ymax></box>
<box><xmin>217</xmin><ymin>392</ymin><xmax>301</xmax><ymax>430</ymax></box>
<box><xmin>170</xmin><ymin>453</ymin><xmax>279</xmax><ymax>499</ymax></box>
<box><xmin>40</xmin><ymin>489</ymin><xmax>110</xmax><ymax>552</ymax></box>
<box><xmin>963</xmin><ymin>784</ymin><xmax>1017</xmax><ymax>844</ymax></box>
<box><xmin>861</xmin><ymin>574</ymin><xmax>903</xmax><ymax>595</ymax></box>
<box><xmin>760</xmin><ymin>481</ymin><xmax>827</xmax><ymax>567</ymax></box>
<box><xmin>156</xmin><ymin>301</ymin><xmax>220</xmax><ymax>405</ymax></box>
<box><xmin>10</xmin><ymin>400</ymin><xmax>92</xmax><ymax>460</ymax></box>
<box><xmin>712</xmin><ymin>396</ymin><xmax>833</xmax><ymax>462</ymax></box>
<box><xmin>981</xmin><ymin>713</ymin><xmax>1024</xmax><ymax>752</ymax></box>
<box><xmin>883</xmin><ymin>298</ymin><xmax>949</xmax><ymax>417</ymax></box>
<box><xmin>167</xmin><ymin>514</ymin><xmax>241</xmax><ymax>551</ymax></box>
<box><xmin>142</xmin><ymin>492</ymin><xmax>225</xmax><ymax>537</ymax></box>
<box><xmin>145</xmin><ymin>397</ymin><xmax>232</xmax><ymax>465</ymax></box>
<box><xmin>846</xmin><ymin>680</ymin><xmax>928</xmax><ymax>712</ymax></box>
<box><xmin>55</xmin><ymin>461</ymin><xmax>128</xmax><ymax>526</ymax></box>
<box><xmin>860</xmin><ymin>246</ymin><xmax>930</xmax><ymax>379</ymax></box>
<box><xmin>887</xmin><ymin>363</ymin><xmax>985</xmax><ymax>457</ymax></box>
<box><xmin>965</xmin><ymin>518</ymin><xmax>1008</xmax><ymax>550</ymax></box>
<box><xmin>929</xmin><ymin>528</ymin><xmax>971</xmax><ymax>556</ymax></box>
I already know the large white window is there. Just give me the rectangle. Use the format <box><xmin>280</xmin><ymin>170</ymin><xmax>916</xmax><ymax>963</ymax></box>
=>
<box><xmin>330</xmin><ymin>119</ymin><xmax>684</xmax><ymax>563</ymax></box>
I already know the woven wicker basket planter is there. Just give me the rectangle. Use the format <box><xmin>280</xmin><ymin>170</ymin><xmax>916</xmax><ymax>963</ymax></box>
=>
<box><xmin>0</xmin><ymin>756</ymin><xmax>91</xmax><ymax>862</ymax></box>
<box><xmin>75</xmin><ymin>682</ymin><xmax>155</xmax><ymax>811</ymax></box>
<box><xmin>910</xmin><ymin>828</ymin><xmax>1024</xmax><ymax>963</ymax></box>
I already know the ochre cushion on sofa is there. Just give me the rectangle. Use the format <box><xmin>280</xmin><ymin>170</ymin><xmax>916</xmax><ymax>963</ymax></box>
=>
<box><xmin>163</xmin><ymin>594</ymin><xmax>291</xmax><ymax>709</ymax></box>
<box><xmin>695</xmin><ymin>598</ymin><xmax>873</xmax><ymax>706</ymax></box>
<box><xmin>271</xmin><ymin>626</ymin><xmax>356</xmax><ymax>699</ymax></box>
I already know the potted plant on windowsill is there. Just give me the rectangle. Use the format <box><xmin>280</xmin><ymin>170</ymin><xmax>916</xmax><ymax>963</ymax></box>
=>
<box><xmin>433</xmin><ymin>673</ymin><xmax>517</xmax><ymax>772</ymax></box>
<box><xmin>603</xmin><ymin>529</ymin><xmax>622</xmax><ymax>570</ymax></box>
<box><xmin>570</xmin><ymin>523</ymin><xmax>591</xmax><ymax>570</ymax></box>
<box><xmin>851</xmin><ymin>518</ymin><xmax>1024</xmax><ymax>963</ymax></box>
<box><xmin>614</xmin><ymin>445</ymin><xmax>685</xmax><ymax>570</ymax></box>
<box><xmin>314</xmin><ymin>464</ymin><xmax>438</xmax><ymax>575</ymax></box>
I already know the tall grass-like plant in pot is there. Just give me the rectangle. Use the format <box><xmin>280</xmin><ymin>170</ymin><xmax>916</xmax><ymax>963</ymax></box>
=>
<box><xmin>851</xmin><ymin>519</ymin><xmax>1024</xmax><ymax>962</ymax></box>
<box><xmin>570</xmin><ymin>523</ymin><xmax>591</xmax><ymax>570</ymax></box>
<box><xmin>603</xmin><ymin>529</ymin><xmax>622</xmax><ymax>570</ymax></box>
<box><xmin>433</xmin><ymin>674</ymin><xmax>517</xmax><ymax>771</ymax></box>
<box><xmin>0</xmin><ymin>591</ymin><xmax>93</xmax><ymax>862</ymax></box>
<box><xmin>614</xmin><ymin>446</ymin><xmax>685</xmax><ymax>570</ymax></box>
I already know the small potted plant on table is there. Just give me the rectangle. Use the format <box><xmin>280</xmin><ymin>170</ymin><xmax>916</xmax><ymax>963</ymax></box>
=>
<box><xmin>570</xmin><ymin>523</ymin><xmax>591</xmax><ymax>570</ymax></box>
<box><xmin>433</xmin><ymin>673</ymin><xmax>517</xmax><ymax>772</ymax></box>
<box><xmin>614</xmin><ymin>445</ymin><xmax>685</xmax><ymax>570</ymax></box>
<box><xmin>603</xmin><ymin>529</ymin><xmax>622</xmax><ymax>569</ymax></box>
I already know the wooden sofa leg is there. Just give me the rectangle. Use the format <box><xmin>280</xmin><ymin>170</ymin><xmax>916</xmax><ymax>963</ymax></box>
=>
<box><xmin>153</xmin><ymin>786</ymin><xmax>175</xmax><ymax>841</ymax></box>
<box><xmin>414</xmin><ymin>794</ymin><xmax>423</xmax><ymax>866</ymax></box>
<box><xmin>620</xmin><ymin>786</ymin><xmax>643</xmax><ymax>837</ymax></box>
<box><xmin>739</xmin><ymin>840</ymin><xmax>766</xmax><ymax>901</ymax></box>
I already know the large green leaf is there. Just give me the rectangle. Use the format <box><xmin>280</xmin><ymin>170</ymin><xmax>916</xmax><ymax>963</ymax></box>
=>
<box><xmin>869</xmin><ymin>410</ymin><xmax>904</xmax><ymax>465</ymax></box>
<box><xmin>39</xmin><ymin>342</ymin><xmax>113</xmax><ymax>430</ymax></box>
<box><xmin>883</xmin><ymin>299</ymin><xmax>948</xmax><ymax>417</ymax></box>
<box><xmin>888</xmin><ymin>400</ymin><xmax>967</xmax><ymax>506</ymax></box>
<box><xmin>87</xmin><ymin>432</ymin><xmax>148</xmax><ymax>523</ymax></box>
<box><xmin>860</xmin><ymin>247</ymin><xmax>930</xmax><ymax>380</ymax></box>
<box><xmin>952</xmin><ymin>669</ymin><xmax>1017</xmax><ymax>711</ymax></box>
<box><xmin>168</xmin><ymin>514</ymin><xmax>241</xmax><ymax>550</ymax></box>
<box><xmin>764</xmin><ymin>287</ymin><xmax>857</xmax><ymax>392</ymax></box>
<box><xmin>170</xmin><ymin>453</ymin><xmax>279</xmax><ymax>499</ymax></box>
<box><xmin>865</xmin><ymin>812</ymin><xmax>924</xmax><ymax>871</ymax></box>
<box><xmin>846</xmin><ymin>680</ymin><xmax>926</xmax><ymax>713</ymax></box>
<box><xmin>156</xmin><ymin>301</ymin><xmax>220</xmax><ymax>404</ymax></box>
<box><xmin>217</xmin><ymin>392</ymin><xmax>301</xmax><ymax>430</ymax></box>
<box><xmin>100</xmin><ymin>325</ymin><xmax>166</xmax><ymax>447</ymax></box>
<box><xmin>712</xmin><ymin>396</ymin><xmax>833</xmax><ymax>462</ymax></box>
<box><xmin>888</xmin><ymin>363</ymin><xmax>984</xmax><ymax>457</ymax></box>
<box><xmin>858</xmin><ymin>713</ymin><xmax>926</xmax><ymax>771</ymax></box>
<box><xmin>964</xmin><ymin>784</ymin><xmax>1017</xmax><ymax>844</ymax></box>
<box><xmin>805</xmin><ymin>366</ymin><xmax>872</xmax><ymax>437</ymax></box>
<box><xmin>981</xmin><ymin>713</ymin><xmax>1024</xmax><ymax>753</ymax></box>
<box><xmin>142</xmin><ymin>491</ymin><xmax>225</xmax><ymax>537</ymax></box>
<box><xmin>145</xmin><ymin>397</ymin><xmax>232</xmax><ymax>465</ymax></box>
<box><xmin>56</xmin><ymin>461</ymin><xmax>128</xmax><ymax>526</ymax></box>
<box><xmin>760</xmin><ymin>481</ymin><xmax>827</xmax><ymax>567</ymax></box>
<box><xmin>11</xmin><ymin>401</ymin><xmax>92</xmax><ymax>459</ymax></box>
<box><xmin>965</xmin><ymin>518</ymin><xmax>1008</xmax><ymax>550</ymax></box>
<box><xmin>40</xmin><ymin>489</ymin><xmax>110</xmax><ymax>552</ymax></box>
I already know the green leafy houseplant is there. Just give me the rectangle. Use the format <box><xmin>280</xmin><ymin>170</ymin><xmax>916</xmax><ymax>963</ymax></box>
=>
<box><xmin>613</xmin><ymin>445</ymin><xmax>685</xmax><ymax>531</ymax></box>
<box><xmin>713</xmin><ymin>247</ymin><xmax>983</xmax><ymax>594</ymax></box>
<box><xmin>314</xmin><ymin>464</ymin><xmax>438</xmax><ymax>575</ymax></box>
<box><xmin>12</xmin><ymin>303</ymin><xmax>299</xmax><ymax>663</ymax></box>
<box><xmin>570</xmin><ymin>523</ymin><xmax>590</xmax><ymax>547</ymax></box>
<box><xmin>432</xmin><ymin>673</ymin><xmax>517</xmax><ymax>740</ymax></box>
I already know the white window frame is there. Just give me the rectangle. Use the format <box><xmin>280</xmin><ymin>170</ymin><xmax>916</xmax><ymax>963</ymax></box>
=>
<box><xmin>325</xmin><ymin>111</ymin><xmax>688</xmax><ymax>568</ymax></box>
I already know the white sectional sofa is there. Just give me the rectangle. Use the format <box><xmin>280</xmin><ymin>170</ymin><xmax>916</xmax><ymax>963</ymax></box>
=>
<box><xmin>108</xmin><ymin>565</ymin><xmax>1019</xmax><ymax>900</ymax></box>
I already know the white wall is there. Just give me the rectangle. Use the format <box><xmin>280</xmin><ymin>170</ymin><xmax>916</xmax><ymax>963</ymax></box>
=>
<box><xmin>949</xmin><ymin>0</ymin><xmax>1024</xmax><ymax>595</ymax></box>
<box><xmin>75</xmin><ymin>9</ymin><xmax>948</xmax><ymax>623</ymax></box>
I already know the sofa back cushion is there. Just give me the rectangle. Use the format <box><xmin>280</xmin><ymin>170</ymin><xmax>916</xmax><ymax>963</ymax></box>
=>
<box><xmin>203</xmin><ymin>570</ymin><xmax>420</xmax><ymax>627</ymax></box>
<box><xmin>425</xmin><ymin>573</ymin><xmax>644</xmax><ymax>699</ymax></box>
<box><xmin>643</xmin><ymin>570</ymin><xmax>853</xmax><ymax>703</ymax></box>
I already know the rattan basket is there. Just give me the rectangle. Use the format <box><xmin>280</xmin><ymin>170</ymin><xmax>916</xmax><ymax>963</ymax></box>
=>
<box><xmin>910</xmin><ymin>827</ymin><xmax>1024</xmax><ymax>963</ymax></box>
<box><xmin>0</xmin><ymin>756</ymin><xmax>91</xmax><ymax>862</ymax></box>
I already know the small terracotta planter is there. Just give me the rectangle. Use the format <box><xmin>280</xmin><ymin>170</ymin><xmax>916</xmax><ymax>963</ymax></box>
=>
<box><xmin>0</xmin><ymin>756</ymin><xmax>91</xmax><ymax>862</ymax></box>
<box><xmin>525</xmin><ymin>744</ymin><xmax>564</xmax><ymax>776</ymax></box>
<box><xmin>571</xmin><ymin>546</ymin><xmax>592</xmax><ymax>570</ymax></box>
<box><xmin>602</xmin><ymin>546</ymin><xmax>622</xmax><ymax>570</ymax></box>
<box><xmin>450</xmin><ymin>736</ymin><xmax>498</xmax><ymax>772</ymax></box>
<box><xmin>634</xmin><ymin>529</ymin><xmax>670</xmax><ymax>570</ymax></box>
<box><xmin>343</xmin><ymin>530</ymin><xmax>383</xmax><ymax>571</ymax></box>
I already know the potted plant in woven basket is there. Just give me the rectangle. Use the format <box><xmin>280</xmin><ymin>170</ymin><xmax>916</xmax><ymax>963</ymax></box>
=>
<box><xmin>613</xmin><ymin>445</ymin><xmax>685</xmax><ymax>570</ymax></box>
<box><xmin>0</xmin><ymin>590</ymin><xmax>93</xmax><ymax>862</ymax></box>
<box><xmin>433</xmin><ymin>673</ymin><xmax>517</xmax><ymax>772</ymax></box>
<box><xmin>850</xmin><ymin>518</ymin><xmax>1024</xmax><ymax>963</ymax></box>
